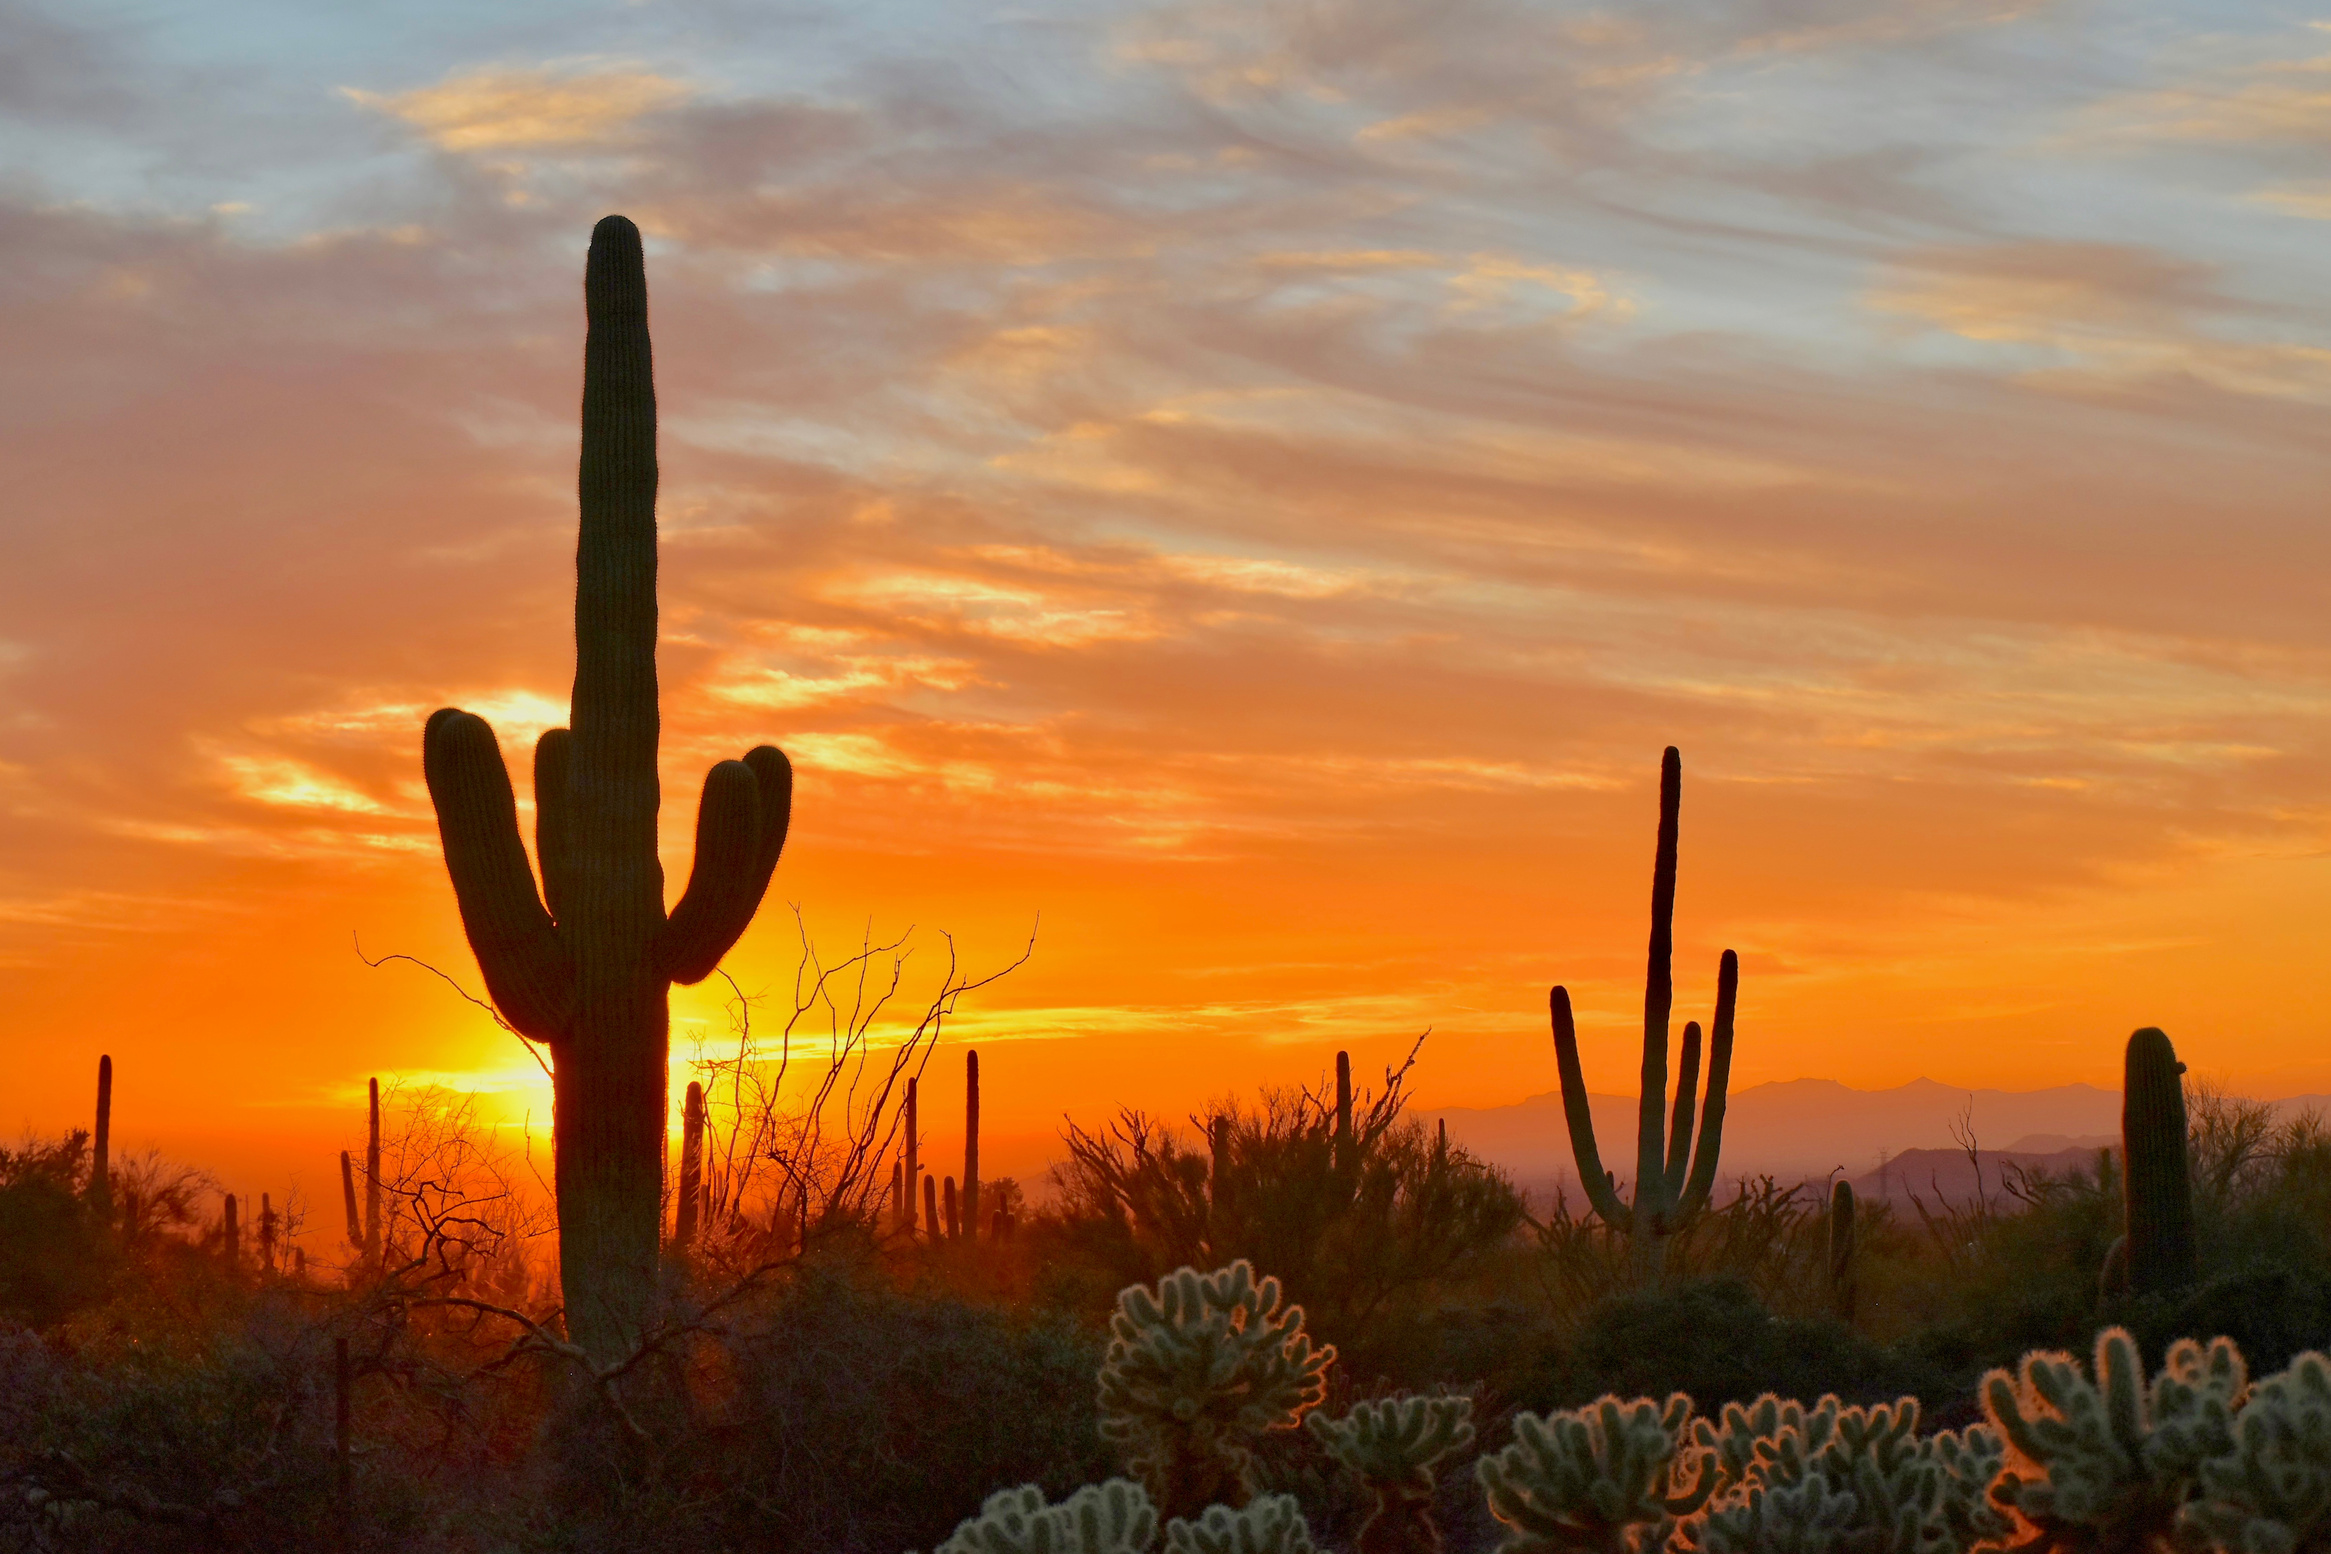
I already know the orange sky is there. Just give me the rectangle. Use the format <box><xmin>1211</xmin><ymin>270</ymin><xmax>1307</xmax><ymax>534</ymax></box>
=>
<box><xmin>2</xmin><ymin>0</ymin><xmax>2328</xmax><ymax>1216</ymax></box>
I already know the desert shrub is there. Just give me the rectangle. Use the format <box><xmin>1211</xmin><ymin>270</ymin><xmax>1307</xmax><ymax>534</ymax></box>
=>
<box><xmin>0</xmin><ymin>1282</ymin><xmax>346</xmax><ymax>1551</ymax></box>
<box><xmin>0</xmin><ymin>1133</ymin><xmax>115</xmax><ymax>1328</ymax></box>
<box><xmin>1542</xmin><ymin>1278</ymin><xmax>1937</xmax><ymax>1417</ymax></box>
<box><xmin>700</xmin><ymin>1264</ymin><xmax>1115</xmax><ymax>1553</ymax></box>
<box><xmin>1047</xmin><ymin>1053</ymin><xmax>1526</xmax><ymax>1379</ymax></box>
<box><xmin>1532</xmin><ymin>1176</ymin><xmax>1842</xmax><ymax>1328</ymax></box>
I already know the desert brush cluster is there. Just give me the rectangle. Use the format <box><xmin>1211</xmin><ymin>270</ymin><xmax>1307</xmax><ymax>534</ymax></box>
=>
<box><xmin>5</xmin><ymin>215</ymin><xmax>2331</xmax><ymax>1554</ymax></box>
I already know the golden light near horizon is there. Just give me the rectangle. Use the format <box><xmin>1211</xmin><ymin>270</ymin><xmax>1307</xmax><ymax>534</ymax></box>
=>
<box><xmin>1</xmin><ymin>0</ymin><xmax>2329</xmax><ymax>1226</ymax></box>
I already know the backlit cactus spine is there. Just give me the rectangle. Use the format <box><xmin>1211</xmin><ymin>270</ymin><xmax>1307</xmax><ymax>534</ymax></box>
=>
<box><xmin>423</xmin><ymin>217</ymin><xmax>792</xmax><ymax>1361</ymax></box>
<box><xmin>1549</xmin><ymin>748</ymin><xmax>1738</xmax><ymax>1280</ymax></box>
<box><xmin>2122</xmin><ymin>1026</ymin><xmax>2195</xmax><ymax>1296</ymax></box>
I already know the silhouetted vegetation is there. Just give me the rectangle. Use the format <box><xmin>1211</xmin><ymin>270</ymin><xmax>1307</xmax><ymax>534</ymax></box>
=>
<box><xmin>6</xmin><ymin>1046</ymin><xmax>2331</xmax><ymax>1552</ymax></box>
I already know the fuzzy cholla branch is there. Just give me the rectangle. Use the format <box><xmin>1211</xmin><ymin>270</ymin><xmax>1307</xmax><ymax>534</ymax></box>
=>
<box><xmin>1309</xmin><ymin>1394</ymin><xmax>1476</xmax><ymax>1553</ymax></box>
<box><xmin>920</xmin><ymin>1480</ymin><xmax>1158</xmax><ymax>1554</ymax></box>
<box><xmin>2183</xmin><ymin>1351</ymin><xmax>2331</xmax><ymax>1554</ymax></box>
<box><xmin>1162</xmin><ymin>1494</ymin><xmax>1318</xmax><ymax>1554</ymax></box>
<box><xmin>1680</xmin><ymin>1395</ymin><xmax>2005</xmax><ymax>1554</ymax></box>
<box><xmin>1475</xmin><ymin>1393</ymin><xmax>1715</xmax><ymax>1554</ymax></box>
<box><xmin>1982</xmin><ymin>1326</ymin><xmax>2245</xmax><ymax>1550</ymax></box>
<box><xmin>1097</xmin><ymin>1261</ymin><xmax>1334</xmax><ymax>1522</ymax></box>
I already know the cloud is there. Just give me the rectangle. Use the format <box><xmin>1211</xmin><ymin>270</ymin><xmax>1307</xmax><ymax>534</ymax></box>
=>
<box><xmin>2085</xmin><ymin>36</ymin><xmax>2331</xmax><ymax>147</ymax></box>
<box><xmin>1868</xmin><ymin>241</ymin><xmax>2331</xmax><ymax>401</ymax></box>
<box><xmin>347</xmin><ymin>65</ymin><xmax>693</xmax><ymax>151</ymax></box>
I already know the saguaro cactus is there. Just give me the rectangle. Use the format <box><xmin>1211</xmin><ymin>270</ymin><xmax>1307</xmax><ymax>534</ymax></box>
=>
<box><xmin>91</xmin><ymin>1054</ymin><xmax>112</xmax><ymax>1214</ymax></box>
<box><xmin>2123</xmin><ymin>1026</ymin><xmax>2195</xmax><ymax>1296</ymax></box>
<box><xmin>1549</xmin><ymin>748</ymin><xmax>1739</xmax><ymax>1280</ymax></box>
<box><xmin>905</xmin><ymin>1076</ymin><xmax>922</xmax><ymax>1237</ymax></box>
<box><xmin>1335</xmin><ymin>1051</ymin><xmax>1353</xmax><ymax>1170</ymax></box>
<box><xmin>423</xmin><ymin>217</ymin><xmax>792</xmax><ymax>1361</ymax></box>
<box><xmin>364</xmin><ymin>1077</ymin><xmax>381</xmax><ymax>1262</ymax></box>
<box><xmin>340</xmin><ymin>1152</ymin><xmax>361</xmax><ymax>1251</ymax></box>
<box><xmin>676</xmin><ymin>1079</ymin><xmax>705</xmax><ymax>1250</ymax></box>
<box><xmin>924</xmin><ymin>1173</ymin><xmax>939</xmax><ymax>1243</ymax></box>
<box><xmin>964</xmin><ymin>1049</ymin><xmax>981</xmax><ymax>1244</ymax></box>
<box><xmin>1828</xmin><ymin>1179</ymin><xmax>1857</xmax><ymax>1325</ymax></box>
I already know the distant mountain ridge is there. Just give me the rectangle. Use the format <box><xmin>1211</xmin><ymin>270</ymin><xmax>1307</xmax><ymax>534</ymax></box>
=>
<box><xmin>1424</xmin><ymin>1078</ymin><xmax>2331</xmax><ymax>1194</ymax></box>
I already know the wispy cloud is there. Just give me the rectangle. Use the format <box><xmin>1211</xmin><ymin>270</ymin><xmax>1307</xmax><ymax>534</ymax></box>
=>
<box><xmin>346</xmin><ymin>65</ymin><xmax>693</xmax><ymax>151</ymax></box>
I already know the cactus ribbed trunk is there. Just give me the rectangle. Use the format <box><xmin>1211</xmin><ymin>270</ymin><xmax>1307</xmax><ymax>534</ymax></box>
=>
<box><xmin>963</xmin><ymin>1049</ymin><xmax>980</xmax><ymax>1244</ymax></box>
<box><xmin>675</xmin><ymin>1079</ymin><xmax>704</xmax><ymax>1250</ymax></box>
<box><xmin>1828</xmin><ymin>1180</ymin><xmax>1857</xmax><ymax>1325</ymax></box>
<box><xmin>340</xmin><ymin>1151</ymin><xmax>361</xmax><ymax>1253</ymax></box>
<box><xmin>904</xmin><ymin>1077</ymin><xmax>921</xmax><ymax>1238</ymax></box>
<box><xmin>424</xmin><ymin>218</ymin><xmax>791</xmax><ymax>1365</ymax></box>
<box><xmin>556</xmin><ymin>215</ymin><xmax>668</xmax><ymax>1359</ymax></box>
<box><xmin>1548</xmin><ymin>748</ymin><xmax>1738</xmax><ymax>1283</ymax></box>
<box><xmin>91</xmin><ymin>1054</ymin><xmax>111</xmax><ymax>1214</ymax></box>
<box><xmin>364</xmin><ymin>1078</ymin><xmax>381</xmax><ymax>1263</ymax></box>
<box><xmin>2123</xmin><ymin>1026</ymin><xmax>2195</xmax><ymax>1296</ymax></box>
<box><xmin>1335</xmin><ymin>1050</ymin><xmax>1353</xmax><ymax>1172</ymax></box>
<box><xmin>923</xmin><ymin>1173</ymin><xmax>939</xmax><ymax>1243</ymax></box>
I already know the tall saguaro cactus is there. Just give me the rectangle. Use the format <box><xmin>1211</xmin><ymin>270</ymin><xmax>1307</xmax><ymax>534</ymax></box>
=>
<box><xmin>963</xmin><ymin>1049</ymin><xmax>981</xmax><ymax>1244</ymax></box>
<box><xmin>423</xmin><ymin>216</ymin><xmax>793</xmax><ymax>1362</ymax></box>
<box><xmin>2122</xmin><ymin>1026</ymin><xmax>2195</xmax><ymax>1296</ymax></box>
<box><xmin>676</xmin><ymin>1079</ymin><xmax>705</xmax><ymax>1251</ymax></box>
<box><xmin>90</xmin><ymin>1054</ymin><xmax>112</xmax><ymax>1215</ymax></box>
<box><xmin>364</xmin><ymin>1078</ymin><xmax>381</xmax><ymax>1263</ymax></box>
<box><xmin>1549</xmin><ymin>747</ymin><xmax>1739</xmax><ymax>1279</ymax></box>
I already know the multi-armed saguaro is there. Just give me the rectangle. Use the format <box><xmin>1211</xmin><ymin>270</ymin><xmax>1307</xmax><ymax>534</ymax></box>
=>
<box><xmin>423</xmin><ymin>215</ymin><xmax>793</xmax><ymax>1363</ymax></box>
<box><xmin>1549</xmin><ymin>747</ymin><xmax>1738</xmax><ymax>1279</ymax></box>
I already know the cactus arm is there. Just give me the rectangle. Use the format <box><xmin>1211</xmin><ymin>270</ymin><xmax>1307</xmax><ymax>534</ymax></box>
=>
<box><xmin>1664</xmin><ymin>1020</ymin><xmax>1701</xmax><ymax>1199</ymax></box>
<box><xmin>1675</xmin><ymin>949</ymin><xmax>1738</xmax><ymax>1221</ymax></box>
<box><xmin>740</xmin><ymin>743</ymin><xmax>793</xmax><ymax>898</ymax></box>
<box><xmin>534</xmin><ymin>728</ymin><xmax>572</xmax><ymax>924</ymax></box>
<box><xmin>655</xmin><ymin>759</ymin><xmax>764</xmax><ymax>984</ymax></box>
<box><xmin>1637</xmin><ymin>746</ymin><xmax>1682</xmax><ymax>1228</ymax></box>
<box><xmin>1552</xmin><ymin>985</ymin><xmax>1633</xmax><ymax>1232</ymax></box>
<box><xmin>423</xmin><ymin>708</ymin><xmax>575</xmax><ymax>1042</ymax></box>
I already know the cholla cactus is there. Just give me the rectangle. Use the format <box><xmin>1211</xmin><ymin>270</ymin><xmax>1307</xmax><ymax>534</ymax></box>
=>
<box><xmin>1982</xmin><ymin>1325</ymin><xmax>2245</xmax><ymax>1550</ymax></box>
<box><xmin>2183</xmin><ymin>1350</ymin><xmax>2331</xmax><ymax>1553</ymax></box>
<box><xmin>1685</xmin><ymin>1474</ymin><xmax>1860</xmax><ymax>1554</ymax></box>
<box><xmin>1308</xmin><ymin>1394</ymin><xmax>1476</xmax><ymax>1553</ymax></box>
<box><xmin>1475</xmin><ymin>1393</ymin><xmax>1714</xmax><ymax>1553</ymax></box>
<box><xmin>1162</xmin><ymin>1495</ymin><xmax>1317</xmax><ymax>1554</ymax></box>
<box><xmin>923</xmin><ymin>1480</ymin><xmax>1158</xmax><ymax>1554</ymax></box>
<box><xmin>1682</xmin><ymin>1395</ymin><xmax>2004</xmax><ymax>1554</ymax></box>
<box><xmin>1097</xmin><ymin>1261</ymin><xmax>1334</xmax><ymax>1521</ymax></box>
